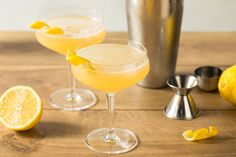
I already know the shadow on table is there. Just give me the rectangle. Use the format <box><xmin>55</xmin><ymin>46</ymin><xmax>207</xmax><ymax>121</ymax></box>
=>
<box><xmin>195</xmin><ymin>135</ymin><xmax>235</xmax><ymax>144</ymax></box>
<box><xmin>6</xmin><ymin>121</ymin><xmax>81</xmax><ymax>139</ymax></box>
<box><xmin>35</xmin><ymin>121</ymin><xmax>82</xmax><ymax>138</ymax></box>
<box><xmin>0</xmin><ymin>121</ymin><xmax>81</xmax><ymax>153</ymax></box>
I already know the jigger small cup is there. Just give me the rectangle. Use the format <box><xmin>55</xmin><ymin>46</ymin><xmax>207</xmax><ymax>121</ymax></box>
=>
<box><xmin>164</xmin><ymin>75</ymin><xmax>200</xmax><ymax>120</ymax></box>
<box><xmin>194</xmin><ymin>66</ymin><xmax>222</xmax><ymax>92</ymax></box>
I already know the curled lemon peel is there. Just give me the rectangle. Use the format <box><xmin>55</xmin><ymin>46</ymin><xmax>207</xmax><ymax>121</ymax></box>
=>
<box><xmin>45</xmin><ymin>27</ymin><xmax>64</xmax><ymax>35</ymax></box>
<box><xmin>29</xmin><ymin>21</ymin><xmax>49</xmax><ymax>29</ymax></box>
<box><xmin>30</xmin><ymin>21</ymin><xmax>64</xmax><ymax>35</ymax></box>
<box><xmin>183</xmin><ymin>126</ymin><xmax>218</xmax><ymax>142</ymax></box>
<box><xmin>66</xmin><ymin>49</ymin><xmax>92</xmax><ymax>68</ymax></box>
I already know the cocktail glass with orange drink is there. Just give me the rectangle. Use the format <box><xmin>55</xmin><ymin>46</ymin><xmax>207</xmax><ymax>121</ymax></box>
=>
<box><xmin>31</xmin><ymin>8</ymin><xmax>105</xmax><ymax>110</ymax></box>
<box><xmin>68</xmin><ymin>41</ymin><xmax>150</xmax><ymax>154</ymax></box>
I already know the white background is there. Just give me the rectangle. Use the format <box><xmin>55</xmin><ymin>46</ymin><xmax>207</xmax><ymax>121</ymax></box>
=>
<box><xmin>1</xmin><ymin>0</ymin><xmax>236</xmax><ymax>32</ymax></box>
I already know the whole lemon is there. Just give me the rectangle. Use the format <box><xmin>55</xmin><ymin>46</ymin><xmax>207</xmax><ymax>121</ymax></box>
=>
<box><xmin>218</xmin><ymin>65</ymin><xmax>236</xmax><ymax>106</ymax></box>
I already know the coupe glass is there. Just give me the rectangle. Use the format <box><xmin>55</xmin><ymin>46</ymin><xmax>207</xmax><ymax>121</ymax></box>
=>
<box><xmin>70</xmin><ymin>41</ymin><xmax>150</xmax><ymax>154</ymax></box>
<box><xmin>33</xmin><ymin>7</ymin><xmax>105</xmax><ymax>110</ymax></box>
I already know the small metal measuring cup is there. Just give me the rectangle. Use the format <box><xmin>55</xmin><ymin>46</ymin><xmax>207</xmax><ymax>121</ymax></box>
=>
<box><xmin>164</xmin><ymin>75</ymin><xmax>200</xmax><ymax>120</ymax></box>
<box><xmin>194</xmin><ymin>66</ymin><xmax>222</xmax><ymax>92</ymax></box>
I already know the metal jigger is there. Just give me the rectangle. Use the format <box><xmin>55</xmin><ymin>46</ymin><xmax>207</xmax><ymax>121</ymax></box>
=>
<box><xmin>164</xmin><ymin>75</ymin><xmax>200</xmax><ymax>120</ymax></box>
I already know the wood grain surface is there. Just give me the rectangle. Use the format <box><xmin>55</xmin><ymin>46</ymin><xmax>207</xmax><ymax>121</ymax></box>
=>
<box><xmin>0</xmin><ymin>32</ymin><xmax>235</xmax><ymax>157</ymax></box>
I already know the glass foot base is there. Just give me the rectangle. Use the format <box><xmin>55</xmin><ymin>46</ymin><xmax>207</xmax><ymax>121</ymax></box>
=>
<box><xmin>49</xmin><ymin>88</ymin><xmax>97</xmax><ymax>110</ymax></box>
<box><xmin>85</xmin><ymin>128</ymin><xmax>138</xmax><ymax>154</ymax></box>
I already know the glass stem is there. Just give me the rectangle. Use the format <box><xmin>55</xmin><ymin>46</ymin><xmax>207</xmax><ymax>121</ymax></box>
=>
<box><xmin>66</xmin><ymin>63</ymin><xmax>80</xmax><ymax>102</ymax></box>
<box><xmin>106</xmin><ymin>93</ymin><xmax>115</xmax><ymax>133</ymax></box>
<box><xmin>104</xmin><ymin>93</ymin><xmax>118</xmax><ymax>142</ymax></box>
<box><xmin>68</xmin><ymin>63</ymin><xmax>76</xmax><ymax>94</ymax></box>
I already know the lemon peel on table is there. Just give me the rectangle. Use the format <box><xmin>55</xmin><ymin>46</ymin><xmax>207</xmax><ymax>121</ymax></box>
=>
<box><xmin>66</xmin><ymin>49</ymin><xmax>92</xmax><ymax>68</ymax></box>
<box><xmin>0</xmin><ymin>86</ymin><xmax>42</xmax><ymax>131</ymax></box>
<box><xmin>182</xmin><ymin>126</ymin><xmax>218</xmax><ymax>142</ymax></box>
<box><xmin>29</xmin><ymin>21</ymin><xmax>49</xmax><ymax>29</ymax></box>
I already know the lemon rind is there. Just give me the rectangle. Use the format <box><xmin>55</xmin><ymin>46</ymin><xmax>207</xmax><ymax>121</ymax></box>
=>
<box><xmin>182</xmin><ymin>126</ymin><xmax>218</xmax><ymax>142</ymax></box>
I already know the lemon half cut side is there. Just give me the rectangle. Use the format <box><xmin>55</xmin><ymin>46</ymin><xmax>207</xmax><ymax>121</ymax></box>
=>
<box><xmin>0</xmin><ymin>86</ymin><xmax>42</xmax><ymax>131</ymax></box>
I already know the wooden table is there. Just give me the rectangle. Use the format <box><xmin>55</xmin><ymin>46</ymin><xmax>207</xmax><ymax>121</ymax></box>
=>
<box><xmin>0</xmin><ymin>32</ymin><xmax>235</xmax><ymax>157</ymax></box>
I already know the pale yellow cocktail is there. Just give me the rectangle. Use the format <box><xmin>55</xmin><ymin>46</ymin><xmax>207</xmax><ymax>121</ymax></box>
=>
<box><xmin>69</xmin><ymin>42</ymin><xmax>149</xmax><ymax>154</ymax></box>
<box><xmin>32</xmin><ymin>8</ymin><xmax>105</xmax><ymax>110</ymax></box>
<box><xmin>36</xmin><ymin>15</ymin><xmax>105</xmax><ymax>55</ymax></box>
<box><xmin>72</xmin><ymin>44</ymin><xmax>149</xmax><ymax>92</ymax></box>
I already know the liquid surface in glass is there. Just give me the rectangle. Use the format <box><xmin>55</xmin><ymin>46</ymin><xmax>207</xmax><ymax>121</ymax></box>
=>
<box><xmin>36</xmin><ymin>15</ymin><xmax>105</xmax><ymax>55</ymax></box>
<box><xmin>72</xmin><ymin>44</ymin><xmax>150</xmax><ymax>92</ymax></box>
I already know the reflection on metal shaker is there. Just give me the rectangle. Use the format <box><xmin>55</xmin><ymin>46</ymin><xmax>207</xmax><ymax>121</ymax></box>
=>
<box><xmin>126</xmin><ymin>0</ymin><xmax>184</xmax><ymax>88</ymax></box>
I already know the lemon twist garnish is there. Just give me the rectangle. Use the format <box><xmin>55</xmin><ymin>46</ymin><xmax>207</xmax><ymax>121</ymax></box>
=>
<box><xmin>30</xmin><ymin>21</ymin><xmax>64</xmax><ymax>35</ymax></box>
<box><xmin>30</xmin><ymin>21</ymin><xmax>49</xmax><ymax>29</ymax></box>
<box><xmin>182</xmin><ymin>126</ymin><xmax>218</xmax><ymax>142</ymax></box>
<box><xmin>45</xmin><ymin>27</ymin><xmax>64</xmax><ymax>35</ymax></box>
<box><xmin>66</xmin><ymin>49</ymin><xmax>92</xmax><ymax>68</ymax></box>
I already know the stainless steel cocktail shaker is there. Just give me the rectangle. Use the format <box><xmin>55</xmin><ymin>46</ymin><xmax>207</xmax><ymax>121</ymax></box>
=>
<box><xmin>126</xmin><ymin>0</ymin><xmax>184</xmax><ymax>88</ymax></box>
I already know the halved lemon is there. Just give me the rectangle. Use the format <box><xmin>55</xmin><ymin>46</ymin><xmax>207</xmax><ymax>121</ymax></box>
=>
<box><xmin>0</xmin><ymin>86</ymin><xmax>42</xmax><ymax>131</ymax></box>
